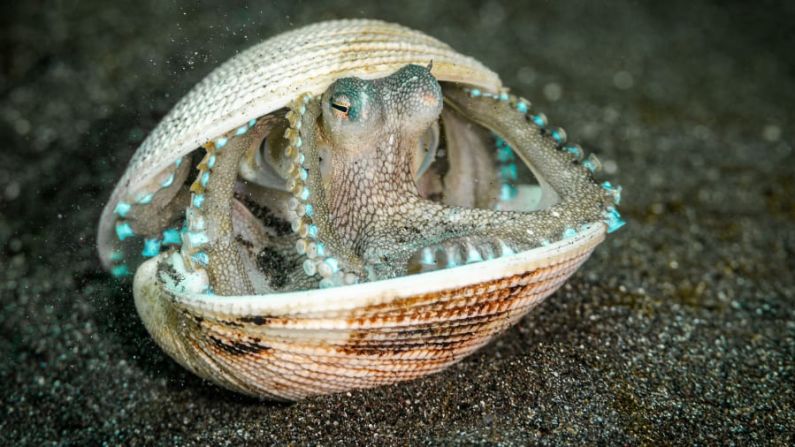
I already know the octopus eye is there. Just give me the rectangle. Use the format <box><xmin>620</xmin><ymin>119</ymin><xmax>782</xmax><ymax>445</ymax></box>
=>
<box><xmin>331</xmin><ymin>102</ymin><xmax>349</xmax><ymax>113</ymax></box>
<box><xmin>330</xmin><ymin>95</ymin><xmax>351</xmax><ymax>117</ymax></box>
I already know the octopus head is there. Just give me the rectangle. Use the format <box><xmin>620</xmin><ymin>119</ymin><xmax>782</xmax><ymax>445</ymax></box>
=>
<box><xmin>321</xmin><ymin>64</ymin><xmax>441</xmax><ymax>144</ymax></box>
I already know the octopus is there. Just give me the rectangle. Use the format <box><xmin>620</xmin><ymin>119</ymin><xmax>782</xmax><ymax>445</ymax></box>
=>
<box><xmin>108</xmin><ymin>64</ymin><xmax>622</xmax><ymax>296</ymax></box>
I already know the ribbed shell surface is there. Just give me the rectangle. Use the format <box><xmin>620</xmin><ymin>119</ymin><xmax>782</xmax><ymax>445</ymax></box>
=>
<box><xmin>98</xmin><ymin>19</ymin><xmax>501</xmax><ymax>268</ymax></box>
<box><xmin>134</xmin><ymin>224</ymin><xmax>605</xmax><ymax>400</ymax></box>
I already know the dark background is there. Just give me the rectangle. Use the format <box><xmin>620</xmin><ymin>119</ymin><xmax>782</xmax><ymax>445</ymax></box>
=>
<box><xmin>1</xmin><ymin>0</ymin><xmax>793</xmax><ymax>445</ymax></box>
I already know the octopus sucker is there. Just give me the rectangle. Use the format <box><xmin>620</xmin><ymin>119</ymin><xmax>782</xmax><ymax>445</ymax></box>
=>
<box><xmin>100</xmin><ymin>19</ymin><xmax>624</xmax><ymax>400</ymax></box>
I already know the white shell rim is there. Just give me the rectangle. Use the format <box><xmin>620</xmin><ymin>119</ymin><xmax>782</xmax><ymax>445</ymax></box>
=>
<box><xmin>160</xmin><ymin>222</ymin><xmax>606</xmax><ymax>317</ymax></box>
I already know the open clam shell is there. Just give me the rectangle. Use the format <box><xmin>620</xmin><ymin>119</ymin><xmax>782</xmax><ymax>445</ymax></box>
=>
<box><xmin>99</xmin><ymin>19</ymin><xmax>622</xmax><ymax>400</ymax></box>
<box><xmin>135</xmin><ymin>224</ymin><xmax>604</xmax><ymax>400</ymax></box>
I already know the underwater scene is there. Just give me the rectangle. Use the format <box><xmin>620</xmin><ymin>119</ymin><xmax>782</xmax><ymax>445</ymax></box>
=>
<box><xmin>1</xmin><ymin>0</ymin><xmax>792</xmax><ymax>444</ymax></box>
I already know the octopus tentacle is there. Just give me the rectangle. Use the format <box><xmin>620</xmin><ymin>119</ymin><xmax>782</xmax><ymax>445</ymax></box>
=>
<box><xmin>106</xmin><ymin>156</ymin><xmax>191</xmax><ymax>277</ymax></box>
<box><xmin>446</xmin><ymin>86</ymin><xmax>623</xmax><ymax>229</ymax></box>
<box><xmin>283</xmin><ymin>94</ymin><xmax>362</xmax><ymax>288</ymax></box>
<box><xmin>179</xmin><ymin>118</ymin><xmax>270</xmax><ymax>295</ymax></box>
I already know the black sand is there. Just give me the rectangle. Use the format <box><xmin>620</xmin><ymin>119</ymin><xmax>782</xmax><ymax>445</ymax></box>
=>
<box><xmin>1</xmin><ymin>1</ymin><xmax>793</xmax><ymax>445</ymax></box>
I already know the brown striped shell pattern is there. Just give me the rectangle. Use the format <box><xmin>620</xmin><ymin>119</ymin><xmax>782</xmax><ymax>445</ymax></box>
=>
<box><xmin>98</xmin><ymin>19</ymin><xmax>624</xmax><ymax>400</ymax></box>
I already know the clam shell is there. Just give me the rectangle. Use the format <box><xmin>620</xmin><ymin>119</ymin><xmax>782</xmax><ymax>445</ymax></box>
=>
<box><xmin>134</xmin><ymin>224</ymin><xmax>605</xmax><ymax>400</ymax></box>
<box><xmin>101</xmin><ymin>19</ymin><xmax>612</xmax><ymax>400</ymax></box>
